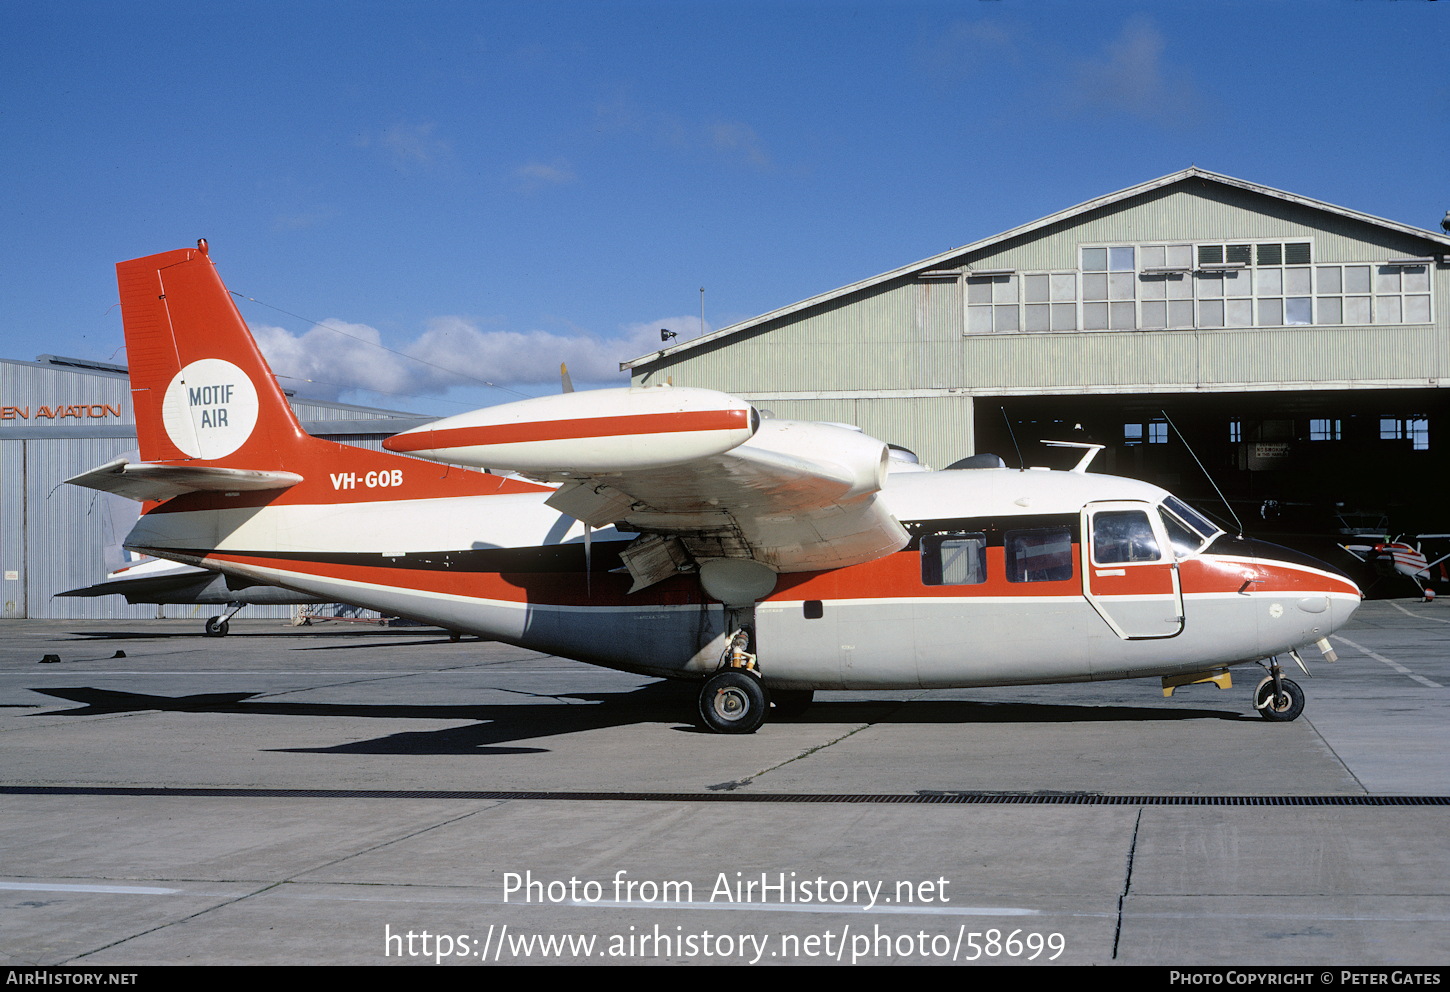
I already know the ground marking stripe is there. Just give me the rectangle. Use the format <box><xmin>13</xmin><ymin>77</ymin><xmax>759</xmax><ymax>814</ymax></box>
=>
<box><xmin>1331</xmin><ymin>634</ymin><xmax>1443</xmax><ymax>688</ymax></box>
<box><xmin>1388</xmin><ymin>601</ymin><xmax>1450</xmax><ymax>624</ymax></box>
<box><xmin>0</xmin><ymin>881</ymin><xmax>179</xmax><ymax>895</ymax></box>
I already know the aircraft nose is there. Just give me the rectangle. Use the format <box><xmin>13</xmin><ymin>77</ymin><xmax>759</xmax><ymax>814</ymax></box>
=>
<box><xmin>1251</xmin><ymin>540</ymin><xmax>1363</xmax><ymax>637</ymax></box>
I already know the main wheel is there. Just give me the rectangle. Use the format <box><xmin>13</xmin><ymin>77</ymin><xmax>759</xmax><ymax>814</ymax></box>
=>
<box><xmin>699</xmin><ymin>670</ymin><xmax>769</xmax><ymax>734</ymax></box>
<box><xmin>1255</xmin><ymin>677</ymin><xmax>1304</xmax><ymax>721</ymax></box>
<box><xmin>770</xmin><ymin>688</ymin><xmax>814</xmax><ymax>719</ymax></box>
<box><xmin>204</xmin><ymin>616</ymin><xmax>230</xmax><ymax>637</ymax></box>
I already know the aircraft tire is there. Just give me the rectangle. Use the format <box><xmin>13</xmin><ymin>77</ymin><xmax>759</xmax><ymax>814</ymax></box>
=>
<box><xmin>770</xmin><ymin>688</ymin><xmax>814</xmax><ymax>719</ymax></box>
<box><xmin>1255</xmin><ymin>677</ymin><xmax>1304</xmax><ymax>722</ymax></box>
<box><xmin>699</xmin><ymin>670</ymin><xmax>768</xmax><ymax>734</ymax></box>
<box><xmin>205</xmin><ymin>617</ymin><xmax>229</xmax><ymax>637</ymax></box>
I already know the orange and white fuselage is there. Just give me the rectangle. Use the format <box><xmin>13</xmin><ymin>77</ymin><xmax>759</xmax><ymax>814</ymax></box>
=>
<box><xmin>90</xmin><ymin>245</ymin><xmax>1361</xmax><ymax>694</ymax></box>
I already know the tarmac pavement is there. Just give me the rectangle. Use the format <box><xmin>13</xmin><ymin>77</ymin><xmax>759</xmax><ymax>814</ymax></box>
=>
<box><xmin>1</xmin><ymin>600</ymin><xmax>1446</xmax><ymax>966</ymax></box>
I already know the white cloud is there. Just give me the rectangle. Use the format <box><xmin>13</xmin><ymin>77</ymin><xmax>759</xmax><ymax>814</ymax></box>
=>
<box><xmin>512</xmin><ymin>158</ymin><xmax>577</xmax><ymax>194</ymax></box>
<box><xmin>1070</xmin><ymin>16</ymin><xmax>1202</xmax><ymax>124</ymax></box>
<box><xmin>251</xmin><ymin>313</ymin><xmax>713</xmax><ymax>403</ymax></box>
<box><xmin>709</xmin><ymin>122</ymin><xmax>772</xmax><ymax>170</ymax></box>
<box><xmin>356</xmin><ymin>122</ymin><xmax>452</xmax><ymax>171</ymax></box>
<box><xmin>925</xmin><ymin>18</ymin><xmax>1017</xmax><ymax>81</ymax></box>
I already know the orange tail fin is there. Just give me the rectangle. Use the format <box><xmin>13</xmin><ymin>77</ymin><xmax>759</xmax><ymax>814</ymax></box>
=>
<box><xmin>117</xmin><ymin>241</ymin><xmax>308</xmax><ymax>468</ymax></box>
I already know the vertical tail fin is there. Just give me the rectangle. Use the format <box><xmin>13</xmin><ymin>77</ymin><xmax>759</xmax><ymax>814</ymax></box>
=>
<box><xmin>117</xmin><ymin>241</ymin><xmax>308</xmax><ymax>468</ymax></box>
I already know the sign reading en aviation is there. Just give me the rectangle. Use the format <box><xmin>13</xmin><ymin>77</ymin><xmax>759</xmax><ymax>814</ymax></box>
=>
<box><xmin>1</xmin><ymin>403</ymin><xmax>123</xmax><ymax>421</ymax></box>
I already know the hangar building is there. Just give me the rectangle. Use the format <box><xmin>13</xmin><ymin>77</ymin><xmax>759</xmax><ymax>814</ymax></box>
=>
<box><xmin>624</xmin><ymin>168</ymin><xmax>1449</xmax><ymax>544</ymax></box>
<box><xmin>0</xmin><ymin>354</ymin><xmax>432</xmax><ymax>619</ymax></box>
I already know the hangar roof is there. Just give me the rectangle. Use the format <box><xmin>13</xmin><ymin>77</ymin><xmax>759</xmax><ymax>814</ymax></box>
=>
<box><xmin>622</xmin><ymin>167</ymin><xmax>1450</xmax><ymax>372</ymax></box>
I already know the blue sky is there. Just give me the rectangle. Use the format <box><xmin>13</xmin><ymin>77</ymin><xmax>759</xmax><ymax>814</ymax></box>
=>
<box><xmin>3</xmin><ymin>1</ymin><xmax>1446</xmax><ymax>416</ymax></box>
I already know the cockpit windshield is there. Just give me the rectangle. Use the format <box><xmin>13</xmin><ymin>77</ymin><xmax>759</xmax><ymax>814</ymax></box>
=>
<box><xmin>1159</xmin><ymin>495</ymin><xmax>1223</xmax><ymax>556</ymax></box>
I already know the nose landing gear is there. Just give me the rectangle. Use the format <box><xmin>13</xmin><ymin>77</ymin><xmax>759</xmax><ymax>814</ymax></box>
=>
<box><xmin>1254</xmin><ymin>656</ymin><xmax>1305</xmax><ymax>721</ymax></box>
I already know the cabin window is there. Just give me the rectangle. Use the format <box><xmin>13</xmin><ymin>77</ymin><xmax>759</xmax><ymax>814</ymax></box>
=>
<box><xmin>1004</xmin><ymin>527</ymin><xmax>1074</xmax><ymax>582</ymax></box>
<box><xmin>921</xmin><ymin>532</ymin><xmax>988</xmax><ymax>586</ymax></box>
<box><xmin>1092</xmin><ymin>511</ymin><xmax>1161</xmax><ymax>564</ymax></box>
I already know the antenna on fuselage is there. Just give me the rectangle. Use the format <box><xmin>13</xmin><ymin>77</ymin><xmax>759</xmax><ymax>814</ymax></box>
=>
<box><xmin>1001</xmin><ymin>406</ymin><xmax>1024</xmax><ymax>471</ymax></box>
<box><xmin>1043</xmin><ymin>440</ymin><xmax>1105</xmax><ymax>473</ymax></box>
<box><xmin>1161</xmin><ymin>409</ymin><xmax>1245</xmax><ymax>537</ymax></box>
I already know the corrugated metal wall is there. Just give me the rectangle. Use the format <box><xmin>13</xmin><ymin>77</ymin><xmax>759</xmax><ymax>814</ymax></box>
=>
<box><xmin>0</xmin><ymin>359</ymin><xmax>435</xmax><ymax>618</ymax></box>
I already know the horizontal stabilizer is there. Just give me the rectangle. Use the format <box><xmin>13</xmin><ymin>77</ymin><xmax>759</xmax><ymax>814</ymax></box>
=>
<box><xmin>64</xmin><ymin>457</ymin><xmax>303</xmax><ymax>502</ymax></box>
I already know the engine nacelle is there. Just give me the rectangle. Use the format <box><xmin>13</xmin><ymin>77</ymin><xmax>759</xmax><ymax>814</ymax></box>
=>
<box><xmin>383</xmin><ymin>386</ymin><xmax>757</xmax><ymax>477</ymax></box>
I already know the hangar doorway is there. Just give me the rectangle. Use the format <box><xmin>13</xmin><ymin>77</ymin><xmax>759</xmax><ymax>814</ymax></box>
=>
<box><xmin>975</xmin><ymin>390</ymin><xmax>1443</xmax><ymax>556</ymax></box>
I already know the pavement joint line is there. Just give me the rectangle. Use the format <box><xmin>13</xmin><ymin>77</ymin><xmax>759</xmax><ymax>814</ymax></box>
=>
<box><xmin>1300</xmin><ymin>715</ymin><xmax>1370</xmax><ymax>795</ymax></box>
<box><xmin>66</xmin><ymin>880</ymin><xmax>285</xmax><ymax>964</ymax></box>
<box><xmin>287</xmin><ymin>802</ymin><xmax>509</xmax><ymax>882</ymax></box>
<box><xmin>707</xmin><ymin>691</ymin><xmax>931</xmax><ymax>792</ymax></box>
<box><xmin>60</xmin><ymin>804</ymin><xmax>512</xmax><ymax>963</ymax></box>
<box><xmin>1111</xmin><ymin>807</ymin><xmax>1142</xmax><ymax>960</ymax></box>
<box><xmin>1332</xmin><ymin>635</ymin><xmax>1444</xmax><ymax>688</ymax></box>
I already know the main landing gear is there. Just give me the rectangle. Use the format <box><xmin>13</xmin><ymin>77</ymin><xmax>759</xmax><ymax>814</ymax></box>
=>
<box><xmin>699</xmin><ymin>629</ymin><xmax>769</xmax><ymax>735</ymax></box>
<box><xmin>694</xmin><ymin>559</ymin><xmax>804</xmax><ymax>735</ymax></box>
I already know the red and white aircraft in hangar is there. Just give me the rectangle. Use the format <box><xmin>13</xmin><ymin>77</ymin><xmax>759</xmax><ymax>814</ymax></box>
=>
<box><xmin>66</xmin><ymin>242</ymin><xmax>1363</xmax><ymax>733</ymax></box>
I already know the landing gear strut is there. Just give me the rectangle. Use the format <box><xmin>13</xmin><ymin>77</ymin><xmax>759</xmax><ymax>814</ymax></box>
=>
<box><xmin>694</xmin><ymin>560</ymin><xmax>779</xmax><ymax>735</ymax></box>
<box><xmin>698</xmin><ymin>626</ymin><xmax>770</xmax><ymax>735</ymax></box>
<box><xmin>1254</xmin><ymin>656</ymin><xmax>1305</xmax><ymax>721</ymax></box>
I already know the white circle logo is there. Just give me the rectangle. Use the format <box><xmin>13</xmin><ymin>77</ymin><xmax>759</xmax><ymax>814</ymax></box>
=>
<box><xmin>161</xmin><ymin>359</ymin><xmax>259</xmax><ymax>460</ymax></box>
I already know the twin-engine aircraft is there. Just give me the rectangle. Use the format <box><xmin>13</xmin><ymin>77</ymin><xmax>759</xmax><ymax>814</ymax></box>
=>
<box><xmin>65</xmin><ymin>243</ymin><xmax>1362</xmax><ymax>732</ymax></box>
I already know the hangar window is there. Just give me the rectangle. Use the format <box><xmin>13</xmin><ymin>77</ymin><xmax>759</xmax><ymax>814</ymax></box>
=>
<box><xmin>972</xmin><ymin>239</ymin><xmax>1427</xmax><ymax>336</ymax></box>
<box><xmin>1309</xmin><ymin>263</ymin><xmax>1429</xmax><ymax>325</ymax></box>
<box><xmin>966</xmin><ymin>274</ymin><xmax>1020</xmax><ymax>333</ymax></box>
<box><xmin>921</xmin><ymin>532</ymin><xmax>988</xmax><ymax>586</ymax></box>
<box><xmin>1124</xmin><ymin>423</ymin><xmax>1143</xmax><ymax>446</ymax></box>
<box><xmin>1309</xmin><ymin>419</ymin><xmax>1341</xmax><ymax>441</ymax></box>
<box><xmin>1148</xmin><ymin>421</ymin><xmax>1168</xmax><ymax>444</ymax></box>
<box><xmin>1005</xmin><ymin>527</ymin><xmax>1074</xmax><ymax>582</ymax></box>
<box><xmin>1381</xmin><ymin>417</ymin><xmax>1430</xmax><ymax>451</ymax></box>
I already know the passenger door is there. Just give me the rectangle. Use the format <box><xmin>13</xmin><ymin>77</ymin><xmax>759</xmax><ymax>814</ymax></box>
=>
<box><xmin>1081</xmin><ymin>501</ymin><xmax>1184</xmax><ymax>639</ymax></box>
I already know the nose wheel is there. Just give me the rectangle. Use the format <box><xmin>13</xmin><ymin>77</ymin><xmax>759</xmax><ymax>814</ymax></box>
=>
<box><xmin>1255</xmin><ymin>674</ymin><xmax>1305</xmax><ymax>721</ymax></box>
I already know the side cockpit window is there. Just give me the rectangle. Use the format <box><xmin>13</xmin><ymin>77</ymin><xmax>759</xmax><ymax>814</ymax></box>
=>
<box><xmin>1159</xmin><ymin>495</ymin><xmax>1220</xmax><ymax>555</ymax></box>
<box><xmin>1092</xmin><ymin>511</ymin><xmax>1161</xmax><ymax>564</ymax></box>
<box><xmin>1006</xmin><ymin>527</ymin><xmax>1074</xmax><ymax>582</ymax></box>
<box><xmin>922</xmin><ymin>532</ymin><xmax>987</xmax><ymax>586</ymax></box>
<box><xmin>1159</xmin><ymin>510</ymin><xmax>1202</xmax><ymax>557</ymax></box>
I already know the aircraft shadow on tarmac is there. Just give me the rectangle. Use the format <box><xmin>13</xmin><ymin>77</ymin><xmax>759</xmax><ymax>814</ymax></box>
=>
<box><xmin>25</xmin><ymin>683</ymin><xmax>1252</xmax><ymax>754</ymax></box>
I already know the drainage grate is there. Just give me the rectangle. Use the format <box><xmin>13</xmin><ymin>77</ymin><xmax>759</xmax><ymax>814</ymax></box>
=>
<box><xmin>2</xmin><ymin>786</ymin><xmax>1446</xmax><ymax>806</ymax></box>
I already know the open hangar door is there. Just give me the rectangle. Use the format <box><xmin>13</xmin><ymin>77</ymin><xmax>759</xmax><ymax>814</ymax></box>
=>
<box><xmin>972</xmin><ymin>390</ymin><xmax>1444</xmax><ymax>598</ymax></box>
